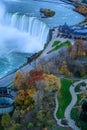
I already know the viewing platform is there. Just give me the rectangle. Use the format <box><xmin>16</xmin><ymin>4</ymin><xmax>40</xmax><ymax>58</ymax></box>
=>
<box><xmin>0</xmin><ymin>87</ymin><xmax>14</xmax><ymax>115</ymax></box>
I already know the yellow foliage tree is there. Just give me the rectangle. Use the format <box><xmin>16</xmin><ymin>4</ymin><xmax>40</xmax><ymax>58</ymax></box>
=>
<box><xmin>60</xmin><ymin>61</ymin><xmax>72</xmax><ymax>76</ymax></box>
<box><xmin>27</xmin><ymin>86</ymin><xmax>37</xmax><ymax>97</ymax></box>
<box><xmin>14</xmin><ymin>89</ymin><xmax>25</xmax><ymax>107</ymax></box>
<box><xmin>18</xmin><ymin>90</ymin><xmax>25</xmax><ymax>100</ymax></box>
<box><xmin>44</xmin><ymin>74</ymin><xmax>60</xmax><ymax>92</ymax></box>
<box><xmin>14</xmin><ymin>71</ymin><xmax>24</xmax><ymax>89</ymax></box>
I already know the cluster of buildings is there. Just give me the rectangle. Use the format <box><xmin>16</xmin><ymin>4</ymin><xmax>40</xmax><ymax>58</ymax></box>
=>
<box><xmin>58</xmin><ymin>23</ymin><xmax>87</xmax><ymax>39</ymax></box>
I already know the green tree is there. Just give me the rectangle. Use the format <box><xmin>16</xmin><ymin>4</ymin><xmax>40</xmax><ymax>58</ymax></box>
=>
<box><xmin>80</xmin><ymin>99</ymin><xmax>87</xmax><ymax>121</ymax></box>
<box><xmin>8</xmin><ymin>123</ymin><xmax>21</xmax><ymax>130</ymax></box>
<box><xmin>27</xmin><ymin>122</ymin><xmax>34</xmax><ymax>129</ymax></box>
<box><xmin>1</xmin><ymin>113</ymin><xmax>11</xmax><ymax>129</ymax></box>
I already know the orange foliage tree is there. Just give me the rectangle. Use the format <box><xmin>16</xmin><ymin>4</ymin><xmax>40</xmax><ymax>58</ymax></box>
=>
<box><xmin>27</xmin><ymin>86</ymin><xmax>37</xmax><ymax>97</ymax></box>
<box><xmin>68</xmin><ymin>39</ymin><xmax>86</xmax><ymax>58</ymax></box>
<box><xmin>14</xmin><ymin>89</ymin><xmax>35</xmax><ymax>110</ymax></box>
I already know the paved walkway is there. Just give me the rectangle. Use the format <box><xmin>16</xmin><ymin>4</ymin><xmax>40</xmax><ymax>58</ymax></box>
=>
<box><xmin>54</xmin><ymin>79</ymin><xmax>87</xmax><ymax>130</ymax></box>
<box><xmin>64</xmin><ymin>84</ymin><xmax>80</xmax><ymax>130</ymax></box>
<box><xmin>64</xmin><ymin>80</ymin><xmax>87</xmax><ymax>130</ymax></box>
<box><xmin>54</xmin><ymin>91</ymin><xmax>69</xmax><ymax>128</ymax></box>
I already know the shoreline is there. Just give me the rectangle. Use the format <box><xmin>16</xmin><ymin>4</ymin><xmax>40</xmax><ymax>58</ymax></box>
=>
<box><xmin>0</xmin><ymin>50</ymin><xmax>43</xmax><ymax>84</ymax></box>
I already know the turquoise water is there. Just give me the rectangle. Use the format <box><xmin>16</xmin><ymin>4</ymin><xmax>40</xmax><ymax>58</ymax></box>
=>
<box><xmin>3</xmin><ymin>0</ymin><xmax>85</xmax><ymax>27</ymax></box>
<box><xmin>0</xmin><ymin>0</ymin><xmax>85</xmax><ymax>78</ymax></box>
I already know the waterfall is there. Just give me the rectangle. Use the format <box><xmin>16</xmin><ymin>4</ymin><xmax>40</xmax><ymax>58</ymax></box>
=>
<box><xmin>0</xmin><ymin>13</ymin><xmax>49</xmax><ymax>53</ymax></box>
<box><xmin>0</xmin><ymin>3</ymin><xmax>49</xmax><ymax>78</ymax></box>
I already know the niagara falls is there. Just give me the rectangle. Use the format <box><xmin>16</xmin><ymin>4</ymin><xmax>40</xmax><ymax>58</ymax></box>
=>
<box><xmin>0</xmin><ymin>2</ymin><xmax>49</xmax><ymax>78</ymax></box>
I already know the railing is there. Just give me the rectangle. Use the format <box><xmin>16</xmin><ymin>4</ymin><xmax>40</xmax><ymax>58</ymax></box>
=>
<box><xmin>0</xmin><ymin>105</ymin><xmax>14</xmax><ymax>115</ymax></box>
<box><xmin>0</xmin><ymin>96</ymin><xmax>14</xmax><ymax>115</ymax></box>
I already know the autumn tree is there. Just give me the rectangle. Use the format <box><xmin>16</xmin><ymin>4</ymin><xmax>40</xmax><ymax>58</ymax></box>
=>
<box><xmin>18</xmin><ymin>90</ymin><xmax>25</xmax><ymax>100</ymax></box>
<box><xmin>68</xmin><ymin>45</ymin><xmax>73</xmax><ymax>56</ymax></box>
<box><xmin>34</xmin><ymin>74</ymin><xmax>60</xmax><ymax>109</ymax></box>
<box><xmin>26</xmin><ymin>70</ymin><xmax>44</xmax><ymax>87</ymax></box>
<box><xmin>60</xmin><ymin>61</ymin><xmax>72</xmax><ymax>76</ymax></box>
<box><xmin>14</xmin><ymin>71</ymin><xmax>25</xmax><ymax>90</ymax></box>
<box><xmin>33</xmin><ymin>80</ymin><xmax>46</xmax><ymax>109</ymax></box>
<box><xmin>27</xmin><ymin>86</ymin><xmax>36</xmax><ymax>97</ymax></box>
<box><xmin>68</xmin><ymin>39</ymin><xmax>86</xmax><ymax>59</ymax></box>
<box><xmin>14</xmin><ymin>89</ymin><xmax>35</xmax><ymax>110</ymax></box>
<box><xmin>74</xmin><ymin>39</ymin><xmax>85</xmax><ymax>58</ymax></box>
<box><xmin>14</xmin><ymin>89</ymin><xmax>25</xmax><ymax>107</ymax></box>
<box><xmin>44</xmin><ymin>74</ymin><xmax>60</xmax><ymax>92</ymax></box>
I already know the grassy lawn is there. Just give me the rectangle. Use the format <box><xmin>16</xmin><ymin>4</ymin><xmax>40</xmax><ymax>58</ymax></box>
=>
<box><xmin>71</xmin><ymin>108</ymin><xmax>87</xmax><ymax>130</ymax></box>
<box><xmin>53</xmin><ymin>41</ymin><xmax>71</xmax><ymax>51</ymax></box>
<box><xmin>52</xmin><ymin>40</ymin><xmax>61</xmax><ymax>47</ymax></box>
<box><xmin>48</xmin><ymin>40</ymin><xmax>71</xmax><ymax>54</ymax></box>
<box><xmin>56</xmin><ymin>78</ymin><xmax>72</xmax><ymax>118</ymax></box>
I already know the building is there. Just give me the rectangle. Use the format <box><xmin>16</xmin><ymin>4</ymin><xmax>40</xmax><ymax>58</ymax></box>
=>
<box><xmin>59</xmin><ymin>23</ymin><xmax>87</xmax><ymax>39</ymax></box>
<box><xmin>0</xmin><ymin>87</ymin><xmax>14</xmax><ymax>115</ymax></box>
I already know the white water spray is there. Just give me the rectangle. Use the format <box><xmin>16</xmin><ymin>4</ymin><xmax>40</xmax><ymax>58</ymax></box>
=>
<box><xmin>0</xmin><ymin>13</ymin><xmax>49</xmax><ymax>53</ymax></box>
<box><xmin>0</xmin><ymin>3</ymin><xmax>49</xmax><ymax>78</ymax></box>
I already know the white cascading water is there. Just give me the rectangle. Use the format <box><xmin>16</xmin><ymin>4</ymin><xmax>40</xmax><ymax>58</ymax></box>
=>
<box><xmin>0</xmin><ymin>3</ymin><xmax>49</xmax><ymax>78</ymax></box>
<box><xmin>0</xmin><ymin>13</ymin><xmax>49</xmax><ymax>53</ymax></box>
